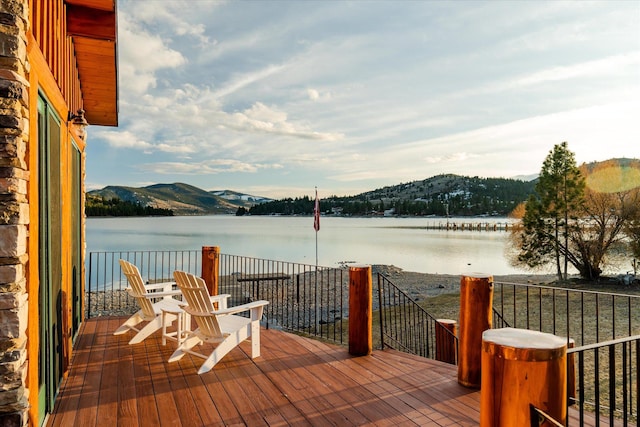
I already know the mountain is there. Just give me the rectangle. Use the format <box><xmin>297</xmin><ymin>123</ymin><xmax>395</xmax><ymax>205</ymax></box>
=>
<box><xmin>88</xmin><ymin>183</ymin><xmax>272</xmax><ymax>215</ymax></box>
<box><xmin>249</xmin><ymin>174</ymin><xmax>537</xmax><ymax>217</ymax></box>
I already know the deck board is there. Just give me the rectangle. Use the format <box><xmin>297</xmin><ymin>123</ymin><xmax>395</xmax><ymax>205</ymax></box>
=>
<box><xmin>48</xmin><ymin>317</ymin><xmax>605</xmax><ymax>426</ymax></box>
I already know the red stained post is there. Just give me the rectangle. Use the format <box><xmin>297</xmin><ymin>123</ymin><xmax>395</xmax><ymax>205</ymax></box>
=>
<box><xmin>480</xmin><ymin>328</ymin><xmax>567</xmax><ymax>426</ymax></box>
<box><xmin>201</xmin><ymin>246</ymin><xmax>220</xmax><ymax>296</ymax></box>
<box><xmin>458</xmin><ymin>273</ymin><xmax>493</xmax><ymax>388</ymax></box>
<box><xmin>349</xmin><ymin>265</ymin><xmax>372</xmax><ymax>356</ymax></box>
<box><xmin>435</xmin><ymin>319</ymin><xmax>457</xmax><ymax>365</ymax></box>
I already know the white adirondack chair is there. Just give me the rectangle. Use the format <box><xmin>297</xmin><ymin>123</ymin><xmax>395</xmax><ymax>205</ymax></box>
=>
<box><xmin>169</xmin><ymin>270</ymin><xmax>269</xmax><ymax>374</ymax></box>
<box><xmin>113</xmin><ymin>259</ymin><xmax>184</xmax><ymax>344</ymax></box>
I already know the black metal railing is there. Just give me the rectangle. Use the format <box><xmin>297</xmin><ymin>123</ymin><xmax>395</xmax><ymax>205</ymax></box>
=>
<box><xmin>86</xmin><ymin>250</ymin><xmax>202</xmax><ymax>317</ymax></box>
<box><xmin>216</xmin><ymin>253</ymin><xmax>348</xmax><ymax>343</ymax></box>
<box><xmin>493</xmin><ymin>281</ymin><xmax>640</xmax><ymax>346</ymax></box>
<box><xmin>569</xmin><ymin>335</ymin><xmax>640</xmax><ymax>426</ymax></box>
<box><xmin>377</xmin><ymin>273</ymin><xmax>458</xmax><ymax>364</ymax></box>
<box><xmin>86</xmin><ymin>250</ymin><xmax>348</xmax><ymax>344</ymax></box>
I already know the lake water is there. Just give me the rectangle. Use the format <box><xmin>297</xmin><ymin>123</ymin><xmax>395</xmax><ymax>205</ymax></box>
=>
<box><xmin>86</xmin><ymin>215</ymin><xmax>529</xmax><ymax>275</ymax></box>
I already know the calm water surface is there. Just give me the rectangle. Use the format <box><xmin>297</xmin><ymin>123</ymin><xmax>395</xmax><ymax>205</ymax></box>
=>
<box><xmin>87</xmin><ymin>216</ymin><xmax>524</xmax><ymax>275</ymax></box>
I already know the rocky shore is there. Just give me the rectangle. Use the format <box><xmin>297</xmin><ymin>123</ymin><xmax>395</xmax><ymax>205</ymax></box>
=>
<box><xmin>87</xmin><ymin>266</ymin><xmax>559</xmax><ymax>318</ymax></box>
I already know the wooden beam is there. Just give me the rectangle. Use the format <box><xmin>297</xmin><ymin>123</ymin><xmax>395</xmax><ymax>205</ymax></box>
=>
<box><xmin>67</xmin><ymin>5</ymin><xmax>115</xmax><ymax>41</ymax></box>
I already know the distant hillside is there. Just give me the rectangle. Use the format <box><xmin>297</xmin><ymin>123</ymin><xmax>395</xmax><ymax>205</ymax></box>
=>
<box><xmin>249</xmin><ymin>174</ymin><xmax>536</xmax><ymax>217</ymax></box>
<box><xmin>88</xmin><ymin>183</ymin><xmax>271</xmax><ymax>215</ymax></box>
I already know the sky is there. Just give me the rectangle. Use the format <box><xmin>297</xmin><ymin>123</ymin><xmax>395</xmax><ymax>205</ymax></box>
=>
<box><xmin>85</xmin><ymin>0</ymin><xmax>640</xmax><ymax>199</ymax></box>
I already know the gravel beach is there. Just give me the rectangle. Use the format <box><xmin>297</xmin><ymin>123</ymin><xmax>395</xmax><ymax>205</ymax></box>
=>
<box><xmin>87</xmin><ymin>266</ymin><xmax>559</xmax><ymax>317</ymax></box>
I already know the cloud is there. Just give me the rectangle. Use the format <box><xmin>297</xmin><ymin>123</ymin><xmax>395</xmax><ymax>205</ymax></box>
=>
<box><xmin>97</xmin><ymin>130</ymin><xmax>195</xmax><ymax>154</ymax></box>
<box><xmin>127</xmin><ymin>0</ymin><xmax>215</xmax><ymax>46</ymax></box>
<box><xmin>118</xmin><ymin>15</ymin><xmax>187</xmax><ymax>95</ymax></box>
<box><xmin>212</xmin><ymin>64</ymin><xmax>287</xmax><ymax>99</ymax></box>
<box><xmin>137</xmin><ymin>159</ymin><xmax>283</xmax><ymax>175</ymax></box>
<box><xmin>307</xmin><ymin>88</ymin><xmax>331</xmax><ymax>101</ymax></box>
<box><xmin>224</xmin><ymin>102</ymin><xmax>344</xmax><ymax>141</ymax></box>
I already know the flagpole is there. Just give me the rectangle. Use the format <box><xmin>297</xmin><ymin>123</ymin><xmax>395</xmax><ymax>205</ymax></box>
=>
<box><xmin>314</xmin><ymin>187</ymin><xmax>319</xmax><ymax>268</ymax></box>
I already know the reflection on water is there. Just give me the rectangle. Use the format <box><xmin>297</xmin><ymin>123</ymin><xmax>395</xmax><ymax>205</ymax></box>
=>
<box><xmin>87</xmin><ymin>215</ymin><xmax>530</xmax><ymax>275</ymax></box>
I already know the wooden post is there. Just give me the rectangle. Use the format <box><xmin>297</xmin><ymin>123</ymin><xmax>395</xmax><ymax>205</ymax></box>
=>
<box><xmin>349</xmin><ymin>264</ymin><xmax>372</xmax><ymax>356</ymax></box>
<box><xmin>201</xmin><ymin>246</ymin><xmax>220</xmax><ymax>296</ymax></box>
<box><xmin>458</xmin><ymin>273</ymin><xmax>493</xmax><ymax>388</ymax></box>
<box><xmin>480</xmin><ymin>328</ymin><xmax>567</xmax><ymax>426</ymax></box>
<box><xmin>435</xmin><ymin>319</ymin><xmax>457</xmax><ymax>365</ymax></box>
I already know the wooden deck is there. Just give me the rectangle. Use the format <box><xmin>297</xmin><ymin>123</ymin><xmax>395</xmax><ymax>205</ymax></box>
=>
<box><xmin>47</xmin><ymin>317</ymin><xmax>481</xmax><ymax>426</ymax></box>
<box><xmin>48</xmin><ymin>317</ymin><xmax>611</xmax><ymax>426</ymax></box>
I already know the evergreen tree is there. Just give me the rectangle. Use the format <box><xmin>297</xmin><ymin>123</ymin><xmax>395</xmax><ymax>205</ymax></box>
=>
<box><xmin>518</xmin><ymin>142</ymin><xmax>585</xmax><ymax>280</ymax></box>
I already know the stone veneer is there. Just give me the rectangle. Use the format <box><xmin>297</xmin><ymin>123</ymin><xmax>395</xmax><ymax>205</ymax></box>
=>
<box><xmin>0</xmin><ymin>1</ymin><xmax>30</xmax><ymax>426</ymax></box>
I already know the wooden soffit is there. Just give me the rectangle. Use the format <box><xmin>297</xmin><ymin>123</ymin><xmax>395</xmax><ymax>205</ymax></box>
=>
<box><xmin>66</xmin><ymin>0</ymin><xmax>118</xmax><ymax>126</ymax></box>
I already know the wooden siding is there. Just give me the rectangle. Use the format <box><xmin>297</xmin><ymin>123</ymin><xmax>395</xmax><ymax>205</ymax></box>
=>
<box><xmin>29</xmin><ymin>0</ymin><xmax>117</xmax><ymax>126</ymax></box>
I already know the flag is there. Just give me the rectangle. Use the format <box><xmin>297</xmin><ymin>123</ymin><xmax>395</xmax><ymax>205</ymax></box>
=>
<box><xmin>313</xmin><ymin>189</ymin><xmax>320</xmax><ymax>232</ymax></box>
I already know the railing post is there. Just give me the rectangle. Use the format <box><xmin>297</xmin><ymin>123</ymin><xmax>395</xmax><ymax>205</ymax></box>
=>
<box><xmin>435</xmin><ymin>319</ymin><xmax>457</xmax><ymax>365</ymax></box>
<box><xmin>202</xmin><ymin>246</ymin><xmax>220</xmax><ymax>295</ymax></box>
<box><xmin>480</xmin><ymin>328</ymin><xmax>567</xmax><ymax>426</ymax></box>
<box><xmin>349</xmin><ymin>264</ymin><xmax>372</xmax><ymax>356</ymax></box>
<box><xmin>458</xmin><ymin>273</ymin><xmax>493</xmax><ymax>388</ymax></box>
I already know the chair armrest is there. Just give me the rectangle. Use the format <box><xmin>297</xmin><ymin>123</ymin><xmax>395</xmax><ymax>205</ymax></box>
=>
<box><xmin>143</xmin><ymin>289</ymin><xmax>182</xmax><ymax>299</ymax></box>
<box><xmin>213</xmin><ymin>300</ymin><xmax>269</xmax><ymax>316</ymax></box>
<box><xmin>144</xmin><ymin>281</ymin><xmax>175</xmax><ymax>293</ymax></box>
<box><xmin>210</xmin><ymin>294</ymin><xmax>231</xmax><ymax>309</ymax></box>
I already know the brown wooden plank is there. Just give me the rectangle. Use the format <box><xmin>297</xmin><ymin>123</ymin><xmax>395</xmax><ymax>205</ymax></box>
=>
<box><xmin>174</xmin><ymin>355</ymin><xmax>224</xmax><ymax>426</ymax></box>
<box><xmin>258</xmin><ymin>336</ymin><xmax>346</xmax><ymax>425</ymax></box>
<box><xmin>95</xmin><ymin>318</ymin><xmax>120</xmax><ymax>426</ymax></box>
<box><xmin>48</xmin><ymin>318</ymin><xmax>96</xmax><ymax>426</ymax></box>
<box><xmin>188</xmin><ymin>351</ymin><xmax>245</xmax><ymax>425</ymax></box>
<box><xmin>142</xmin><ymin>336</ymin><xmax>183</xmax><ymax>427</ymax></box>
<box><xmin>235</xmin><ymin>344</ymin><xmax>309</xmax><ymax>425</ymax></box>
<box><xmin>296</xmin><ymin>334</ymin><xmax>477</xmax><ymax>425</ymax></box>
<box><xmin>115</xmin><ymin>323</ymin><xmax>138</xmax><ymax>427</ymax></box>
<box><xmin>207</xmin><ymin>347</ymin><xmax>269</xmax><ymax>426</ymax></box>
<box><xmin>130</xmin><ymin>335</ymin><xmax>161</xmax><ymax>426</ymax></box>
<box><xmin>50</xmin><ymin>319</ymin><xmax>613</xmax><ymax>427</ymax></box>
<box><xmin>260</xmin><ymin>333</ymin><xmax>366</xmax><ymax>425</ymax></box>
<box><xmin>72</xmin><ymin>315</ymin><xmax>111</xmax><ymax>426</ymax></box>
<box><xmin>161</xmin><ymin>343</ymin><xmax>204</xmax><ymax>426</ymax></box>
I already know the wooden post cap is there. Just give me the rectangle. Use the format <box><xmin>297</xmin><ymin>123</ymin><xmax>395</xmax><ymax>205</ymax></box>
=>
<box><xmin>482</xmin><ymin>328</ymin><xmax>567</xmax><ymax>361</ymax></box>
<box><xmin>480</xmin><ymin>328</ymin><xmax>568</xmax><ymax>425</ymax></box>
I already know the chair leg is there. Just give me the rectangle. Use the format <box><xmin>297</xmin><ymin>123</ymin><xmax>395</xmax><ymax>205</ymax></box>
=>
<box><xmin>168</xmin><ymin>334</ymin><xmax>203</xmax><ymax>363</ymax></box>
<box><xmin>161</xmin><ymin>311</ymin><xmax>178</xmax><ymax>346</ymax></box>
<box><xmin>113</xmin><ymin>312</ymin><xmax>144</xmax><ymax>335</ymax></box>
<box><xmin>250</xmin><ymin>320</ymin><xmax>261</xmax><ymax>358</ymax></box>
<box><xmin>198</xmin><ymin>328</ymin><xmax>250</xmax><ymax>375</ymax></box>
<box><xmin>128</xmin><ymin>316</ymin><xmax>163</xmax><ymax>344</ymax></box>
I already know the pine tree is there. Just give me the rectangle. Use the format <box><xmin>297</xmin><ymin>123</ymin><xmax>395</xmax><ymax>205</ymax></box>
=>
<box><xmin>520</xmin><ymin>142</ymin><xmax>585</xmax><ymax>280</ymax></box>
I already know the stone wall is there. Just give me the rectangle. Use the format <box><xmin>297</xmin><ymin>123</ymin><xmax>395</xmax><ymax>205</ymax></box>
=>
<box><xmin>0</xmin><ymin>1</ymin><xmax>30</xmax><ymax>426</ymax></box>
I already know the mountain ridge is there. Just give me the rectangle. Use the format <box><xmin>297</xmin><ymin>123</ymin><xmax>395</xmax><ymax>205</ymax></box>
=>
<box><xmin>88</xmin><ymin>173</ymin><xmax>537</xmax><ymax>216</ymax></box>
<box><xmin>88</xmin><ymin>183</ymin><xmax>272</xmax><ymax>215</ymax></box>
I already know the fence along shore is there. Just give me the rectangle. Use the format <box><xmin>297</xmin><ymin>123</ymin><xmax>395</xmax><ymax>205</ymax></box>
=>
<box><xmin>396</xmin><ymin>221</ymin><xmax>514</xmax><ymax>232</ymax></box>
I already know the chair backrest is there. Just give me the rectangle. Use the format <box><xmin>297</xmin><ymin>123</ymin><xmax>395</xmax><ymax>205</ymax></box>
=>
<box><xmin>119</xmin><ymin>259</ymin><xmax>155</xmax><ymax>318</ymax></box>
<box><xmin>173</xmin><ymin>271</ymin><xmax>222</xmax><ymax>339</ymax></box>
